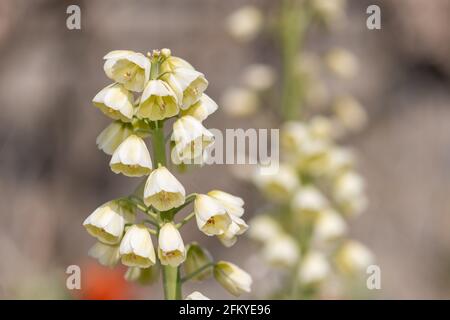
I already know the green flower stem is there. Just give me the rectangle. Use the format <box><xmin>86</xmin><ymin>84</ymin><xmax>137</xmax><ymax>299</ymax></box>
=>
<box><xmin>181</xmin><ymin>262</ymin><xmax>214</xmax><ymax>283</ymax></box>
<box><xmin>176</xmin><ymin>211</ymin><xmax>195</xmax><ymax>229</ymax></box>
<box><xmin>152</xmin><ymin>120</ymin><xmax>182</xmax><ymax>300</ymax></box>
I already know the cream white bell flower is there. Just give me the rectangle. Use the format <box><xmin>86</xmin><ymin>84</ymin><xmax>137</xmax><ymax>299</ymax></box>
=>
<box><xmin>221</xmin><ymin>87</ymin><xmax>259</xmax><ymax>118</ymax></box>
<box><xmin>92</xmin><ymin>83</ymin><xmax>134</xmax><ymax>122</ymax></box>
<box><xmin>281</xmin><ymin>121</ymin><xmax>310</xmax><ymax>152</ymax></box>
<box><xmin>185</xmin><ymin>291</ymin><xmax>210</xmax><ymax>300</ymax></box>
<box><xmin>262</xmin><ymin>235</ymin><xmax>299</xmax><ymax>267</ymax></box>
<box><xmin>110</xmin><ymin>135</ymin><xmax>153</xmax><ymax>177</ymax></box>
<box><xmin>119</xmin><ymin>224</ymin><xmax>156</xmax><ymax>268</ymax></box>
<box><xmin>181</xmin><ymin>94</ymin><xmax>218</xmax><ymax>122</ymax></box>
<box><xmin>309</xmin><ymin>116</ymin><xmax>335</xmax><ymax>141</ymax></box>
<box><xmin>335</xmin><ymin>240</ymin><xmax>374</xmax><ymax>275</ymax></box>
<box><xmin>214</xmin><ymin>261</ymin><xmax>252</xmax><ymax>296</ymax></box>
<box><xmin>325</xmin><ymin>48</ymin><xmax>358</xmax><ymax>79</ymax></box>
<box><xmin>194</xmin><ymin>194</ymin><xmax>232</xmax><ymax>236</ymax></box>
<box><xmin>103</xmin><ymin>50</ymin><xmax>151</xmax><ymax>92</ymax></box>
<box><xmin>96</xmin><ymin>121</ymin><xmax>133</xmax><ymax>155</ymax></box>
<box><xmin>322</xmin><ymin>147</ymin><xmax>355</xmax><ymax>177</ymax></box>
<box><xmin>171</xmin><ymin>116</ymin><xmax>214</xmax><ymax>162</ymax></box>
<box><xmin>225</xmin><ymin>5</ymin><xmax>263</xmax><ymax>42</ymax></box>
<box><xmin>160</xmin><ymin>55</ymin><xmax>194</xmax><ymax>73</ymax></box>
<box><xmin>248</xmin><ymin>215</ymin><xmax>282</xmax><ymax>243</ymax></box>
<box><xmin>137</xmin><ymin>79</ymin><xmax>179</xmax><ymax>121</ymax></box>
<box><xmin>158</xmin><ymin>223</ymin><xmax>186</xmax><ymax>267</ymax></box>
<box><xmin>253</xmin><ymin>164</ymin><xmax>299</xmax><ymax>202</ymax></box>
<box><xmin>83</xmin><ymin>201</ymin><xmax>135</xmax><ymax>245</ymax></box>
<box><xmin>292</xmin><ymin>186</ymin><xmax>329</xmax><ymax>218</ymax></box>
<box><xmin>88</xmin><ymin>242</ymin><xmax>120</xmax><ymax>267</ymax></box>
<box><xmin>218</xmin><ymin>215</ymin><xmax>248</xmax><ymax>247</ymax></box>
<box><xmin>298</xmin><ymin>251</ymin><xmax>330</xmax><ymax>285</ymax></box>
<box><xmin>241</xmin><ymin>64</ymin><xmax>276</xmax><ymax>91</ymax></box>
<box><xmin>333</xmin><ymin>171</ymin><xmax>367</xmax><ymax>216</ymax></box>
<box><xmin>313</xmin><ymin>209</ymin><xmax>347</xmax><ymax>243</ymax></box>
<box><xmin>332</xmin><ymin>95</ymin><xmax>368</xmax><ymax>133</ymax></box>
<box><xmin>165</xmin><ymin>68</ymin><xmax>208</xmax><ymax>109</ymax></box>
<box><xmin>143</xmin><ymin>166</ymin><xmax>185</xmax><ymax>211</ymax></box>
<box><xmin>207</xmin><ymin>190</ymin><xmax>244</xmax><ymax>217</ymax></box>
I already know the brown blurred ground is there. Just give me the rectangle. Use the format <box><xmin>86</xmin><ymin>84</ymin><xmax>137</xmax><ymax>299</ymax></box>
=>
<box><xmin>0</xmin><ymin>0</ymin><xmax>449</xmax><ymax>299</ymax></box>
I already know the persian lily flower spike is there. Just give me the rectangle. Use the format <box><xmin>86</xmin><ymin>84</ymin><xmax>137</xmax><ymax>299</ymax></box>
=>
<box><xmin>83</xmin><ymin>49</ymin><xmax>252</xmax><ymax>300</ymax></box>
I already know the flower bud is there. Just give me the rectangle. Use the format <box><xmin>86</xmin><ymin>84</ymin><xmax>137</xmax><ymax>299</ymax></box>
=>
<box><xmin>137</xmin><ymin>80</ymin><xmax>179</xmax><ymax>121</ymax></box>
<box><xmin>103</xmin><ymin>50</ymin><xmax>150</xmax><ymax>92</ymax></box>
<box><xmin>185</xmin><ymin>291</ymin><xmax>210</xmax><ymax>300</ymax></box>
<box><xmin>158</xmin><ymin>223</ymin><xmax>186</xmax><ymax>267</ymax></box>
<box><xmin>110</xmin><ymin>135</ymin><xmax>153</xmax><ymax>177</ymax></box>
<box><xmin>332</xmin><ymin>95</ymin><xmax>368</xmax><ymax>133</ymax></box>
<box><xmin>214</xmin><ymin>261</ymin><xmax>252</xmax><ymax>296</ymax></box>
<box><xmin>194</xmin><ymin>194</ymin><xmax>231</xmax><ymax>236</ymax></box>
<box><xmin>83</xmin><ymin>201</ymin><xmax>135</xmax><ymax>245</ymax></box>
<box><xmin>184</xmin><ymin>242</ymin><xmax>213</xmax><ymax>281</ymax></box>
<box><xmin>119</xmin><ymin>225</ymin><xmax>156</xmax><ymax>268</ymax></box>
<box><xmin>92</xmin><ymin>84</ymin><xmax>134</xmax><ymax>122</ymax></box>
<box><xmin>88</xmin><ymin>242</ymin><xmax>120</xmax><ymax>267</ymax></box>
<box><xmin>143</xmin><ymin>166</ymin><xmax>185</xmax><ymax>211</ymax></box>
<box><xmin>96</xmin><ymin>121</ymin><xmax>133</xmax><ymax>155</ymax></box>
<box><xmin>125</xmin><ymin>265</ymin><xmax>160</xmax><ymax>285</ymax></box>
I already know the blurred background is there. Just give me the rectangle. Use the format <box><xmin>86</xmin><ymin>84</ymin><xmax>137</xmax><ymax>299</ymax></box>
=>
<box><xmin>0</xmin><ymin>0</ymin><xmax>449</xmax><ymax>299</ymax></box>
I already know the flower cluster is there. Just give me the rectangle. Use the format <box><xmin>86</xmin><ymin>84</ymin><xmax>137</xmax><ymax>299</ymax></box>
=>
<box><xmin>83</xmin><ymin>49</ymin><xmax>251</xmax><ymax>300</ymax></box>
<box><xmin>224</xmin><ymin>1</ymin><xmax>373</xmax><ymax>299</ymax></box>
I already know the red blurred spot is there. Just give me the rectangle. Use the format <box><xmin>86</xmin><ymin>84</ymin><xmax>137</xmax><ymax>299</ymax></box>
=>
<box><xmin>76</xmin><ymin>261</ymin><xmax>135</xmax><ymax>300</ymax></box>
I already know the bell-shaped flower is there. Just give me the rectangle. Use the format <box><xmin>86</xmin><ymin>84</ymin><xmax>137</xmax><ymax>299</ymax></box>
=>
<box><xmin>157</xmin><ymin>223</ymin><xmax>186</xmax><ymax>267</ymax></box>
<box><xmin>119</xmin><ymin>224</ymin><xmax>156</xmax><ymax>268</ymax></box>
<box><xmin>313</xmin><ymin>209</ymin><xmax>347</xmax><ymax>243</ymax></box>
<box><xmin>185</xmin><ymin>291</ymin><xmax>210</xmax><ymax>300</ymax></box>
<box><xmin>217</xmin><ymin>215</ymin><xmax>248</xmax><ymax>247</ymax></box>
<box><xmin>194</xmin><ymin>194</ymin><xmax>231</xmax><ymax>236</ymax></box>
<box><xmin>165</xmin><ymin>68</ymin><xmax>208</xmax><ymax>109</ymax></box>
<box><xmin>143</xmin><ymin>166</ymin><xmax>185</xmax><ymax>211</ymax></box>
<box><xmin>88</xmin><ymin>242</ymin><xmax>120</xmax><ymax>267</ymax></box>
<box><xmin>225</xmin><ymin>6</ymin><xmax>263</xmax><ymax>42</ymax></box>
<box><xmin>221</xmin><ymin>87</ymin><xmax>259</xmax><ymax>118</ymax></box>
<box><xmin>160</xmin><ymin>55</ymin><xmax>194</xmax><ymax>73</ymax></box>
<box><xmin>333</xmin><ymin>171</ymin><xmax>367</xmax><ymax>217</ymax></box>
<box><xmin>207</xmin><ymin>190</ymin><xmax>244</xmax><ymax>217</ymax></box>
<box><xmin>214</xmin><ymin>261</ymin><xmax>252</xmax><ymax>296</ymax></box>
<box><xmin>171</xmin><ymin>116</ymin><xmax>214</xmax><ymax>162</ymax></box>
<box><xmin>137</xmin><ymin>80</ymin><xmax>179</xmax><ymax>121</ymax></box>
<box><xmin>110</xmin><ymin>135</ymin><xmax>153</xmax><ymax>177</ymax></box>
<box><xmin>248</xmin><ymin>215</ymin><xmax>282</xmax><ymax>243</ymax></box>
<box><xmin>334</xmin><ymin>240</ymin><xmax>374</xmax><ymax>275</ymax></box>
<box><xmin>83</xmin><ymin>201</ymin><xmax>135</xmax><ymax>245</ymax></box>
<box><xmin>103</xmin><ymin>50</ymin><xmax>150</xmax><ymax>92</ymax></box>
<box><xmin>253</xmin><ymin>164</ymin><xmax>299</xmax><ymax>202</ymax></box>
<box><xmin>298</xmin><ymin>251</ymin><xmax>330</xmax><ymax>285</ymax></box>
<box><xmin>92</xmin><ymin>83</ymin><xmax>134</xmax><ymax>122</ymax></box>
<box><xmin>262</xmin><ymin>235</ymin><xmax>299</xmax><ymax>267</ymax></box>
<box><xmin>181</xmin><ymin>94</ymin><xmax>218</xmax><ymax>122</ymax></box>
<box><xmin>96</xmin><ymin>121</ymin><xmax>133</xmax><ymax>155</ymax></box>
<box><xmin>291</xmin><ymin>186</ymin><xmax>329</xmax><ymax>219</ymax></box>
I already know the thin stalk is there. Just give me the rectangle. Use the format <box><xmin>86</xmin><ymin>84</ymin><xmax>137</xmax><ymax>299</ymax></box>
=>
<box><xmin>152</xmin><ymin>120</ymin><xmax>182</xmax><ymax>300</ymax></box>
<box><xmin>181</xmin><ymin>262</ymin><xmax>214</xmax><ymax>283</ymax></box>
